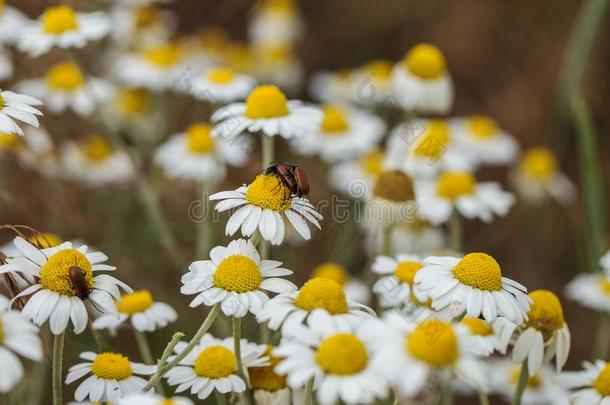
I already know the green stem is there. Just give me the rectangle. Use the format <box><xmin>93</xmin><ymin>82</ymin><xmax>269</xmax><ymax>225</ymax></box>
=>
<box><xmin>382</xmin><ymin>225</ymin><xmax>394</xmax><ymax>256</ymax></box>
<box><xmin>449</xmin><ymin>210</ymin><xmax>462</xmax><ymax>253</ymax></box>
<box><xmin>232</xmin><ymin>317</ymin><xmax>255</xmax><ymax>405</ymax></box>
<box><xmin>478</xmin><ymin>390</ymin><xmax>490</xmax><ymax>405</ymax></box>
<box><xmin>134</xmin><ymin>330</ymin><xmax>166</xmax><ymax>396</ymax></box>
<box><xmin>262</xmin><ymin>135</ymin><xmax>274</xmax><ymax>168</ymax></box>
<box><xmin>593</xmin><ymin>313</ymin><xmax>610</xmax><ymax>359</ymax></box>
<box><xmin>512</xmin><ymin>360</ymin><xmax>529</xmax><ymax>405</ymax></box>
<box><xmin>52</xmin><ymin>331</ymin><xmax>65</xmax><ymax>405</ymax></box>
<box><xmin>196</xmin><ymin>182</ymin><xmax>213</xmax><ymax>258</ymax></box>
<box><xmin>440</xmin><ymin>382</ymin><xmax>453</xmax><ymax>405</ymax></box>
<box><xmin>303</xmin><ymin>378</ymin><xmax>315</xmax><ymax>405</ymax></box>
<box><xmin>214</xmin><ymin>391</ymin><xmax>228</xmax><ymax>405</ymax></box>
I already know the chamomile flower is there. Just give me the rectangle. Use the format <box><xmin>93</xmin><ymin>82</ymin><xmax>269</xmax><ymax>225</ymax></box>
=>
<box><xmin>366</xmin><ymin>169</ymin><xmax>416</xmax><ymax>227</ymax></box>
<box><xmin>154</xmin><ymin>122</ymin><xmax>251</xmax><ymax>183</ymax></box>
<box><xmin>247</xmin><ymin>345</ymin><xmax>291</xmax><ymax>405</ymax></box>
<box><xmin>291</xmin><ymin>104</ymin><xmax>386</xmax><ymax>163</ymax></box>
<box><xmin>18</xmin><ymin>6</ymin><xmax>111</xmax><ymax>57</ymax></box>
<box><xmin>0</xmin><ymin>294</ymin><xmax>43</xmax><ymax>393</ymax></box>
<box><xmin>275</xmin><ymin>309</ymin><xmax>388</xmax><ymax>405</ymax></box>
<box><xmin>459</xmin><ymin>317</ymin><xmax>502</xmax><ymax>356</ymax></box>
<box><xmin>389</xmin><ymin>219</ymin><xmax>445</xmax><ymax>257</ymax></box>
<box><xmin>392</xmin><ymin>43</ymin><xmax>454</xmax><ymax>114</ymax></box>
<box><xmin>120</xmin><ymin>393</ymin><xmax>193</xmax><ymax>405</ymax></box>
<box><xmin>181</xmin><ymin>239</ymin><xmax>296</xmax><ymax>318</ymax></box>
<box><xmin>252</xmin><ymin>46</ymin><xmax>304</xmax><ymax>93</ymax></box>
<box><xmin>311</xmin><ymin>262</ymin><xmax>370</xmax><ymax>305</ymax></box>
<box><xmin>209</xmin><ymin>172</ymin><xmax>322</xmax><ymax>245</ymax></box>
<box><xmin>350</xmin><ymin>59</ymin><xmax>395</xmax><ymax>107</ymax></box>
<box><xmin>93</xmin><ymin>290</ymin><xmax>177</xmax><ymax>332</ymax></box>
<box><xmin>248</xmin><ymin>0</ymin><xmax>303</xmax><ymax>48</ymax></box>
<box><xmin>329</xmin><ymin>149</ymin><xmax>385</xmax><ymax>199</ymax></box>
<box><xmin>111</xmin><ymin>4</ymin><xmax>176</xmax><ymax>50</ymax></box>
<box><xmin>557</xmin><ymin>360</ymin><xmax>610</xmax><ymax>405</ymax></box>
<box><xmin>211</xmin><ymin>85</ymin><xmax>321</xmax><ymax>139</ymax></box>
<box><xmin>185</xmin><ymin>67</ymin><xmax>255</xmax><ymax>103</ymax></box>
<box><xmin>414</xmin><ymin>253</ymin><xmax>531</xmax><ymax>323</ymax></box>
<box><xmin>309</xmin><ymin>69</ymin><xmax>356</xmax><ymax>103</ymax></box>
<box><xmin>66</xmin><ymin>351</ymin><xmax>155</xmax><ymax>403</ymax></box>
<box><xmin>451</xmin><ymin>115</ymin><xmax>519</xmax><ymax>165</ymax></box>
<box><xmin>0</xmin><ymin>46</ymin><xmax>12</xmax><ymax>81</ymax></box>
<box><xmin>565</xmin><ymin>266</ymin><xmax>610</xmax><ymax>312</ymax></box>
<box><xmin>416</xmin><ymin>171</ymin><xmax>515</xmax><ymax>225</ymax></box>
<box><xmin>0</xmin><ymin>89</ymin><xmax>43</xmax><ymax>136</ymax></box>
<box><xmin>257</xmin><ymin>277</ymin><xmax>374</xmax><ymax>331</ymax></box>
<box><xmin>18</xmin><ymin>62</ymin><xmax>114</xmax><ymax>117</ymax></box>
<box><xmin>0</xmin><ymin>237</ymin><xmax>131</xmax><ymax>335</ymax></box>
<box><xmin>17</xmin><ymin>126</ymin><xmax>61</xmax><ymax>177</ymax></box>
<box><xmin>372</xmin><ymin>254</ymin><xmax>427</xmax><ymax>308</ymax></box>
<box><xmin>165</xmin><ymin>334</ymin><xmax>268</xmax><ymax>400</ymax></box>
<box><xmin>0</xmin><ymin>3</ymin><xmax>26</xmax><ymax>44</ymax></box>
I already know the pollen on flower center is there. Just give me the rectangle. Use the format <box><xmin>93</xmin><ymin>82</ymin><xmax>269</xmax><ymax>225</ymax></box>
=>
<box><xmin>520</xmin><ymin>147</ymin><xmax>558</xmax><ymax>181</ymax></box>
<box><xmin>404</xmin><ymin>43</ymin><xmax>446</xmax><ymax>80</ymax></box>
<box><xmin>39</xmin><ymin>249</ymin><xmax>94</xmax><ymax>296</ymax></box>
<box><xmin>194</xmin><ymin>346</ymin><xmax>237</xmax><ymax>379</ymax></box>
<box><xmin>372</xmin><ymin>170</ymin><xmax>415</xmax><ymax>202</ymax></box>
<box><xmin>119</xmin><ymin>88</ymin><xmax>150</xmax><ymax>117</ymax></box>
<box><xmin>45</xmin><ymin>62</ymin><xmax>84</xmax><ymax>92</ymax></box>
<box><xmin>28</xmin><ymin>233</ymin><xmax>62</xmax><ymax>249</ymax></box>
<box><xmin>600</xmin><ymin>278</ymin><xmax>610</xmax><ymax>296</ymax></box>
<box><xmin>593</xmin><ymin>363</ymin><xmax>610</xmax><ymax>396</ymax></box>
<box><xmin>510</xmin><ymin>366</ymin><xmax>542</xmax><ymax>388</ymax></box>
<box><xmin>365</xmin><ymin>60</ymin><xmax>392</xmax><ymax>81</ymax></box>
<box><xmin>312</xmin><ymin>262</ymin><xmax>348</xmax><ymax>286</ymax></box>
<box><xmin>413</xmin><ymin>120</ymin><xmax>450</xmax><ymax>160</ymax></box>
<box><xmin>116</xmin><ymin>290</ymin><xmax>154</xmax><ymax>315</ymax></box>
<box><xmin>461</xmin><ymin>317</ymin><xmax>494</xmax><ymax>336</ymax></box>
<box><xmin>42</xmin><ymin>6</ymin><xmax>78</xmax><ymax>35</ymax></box>
<box><xmin>320</xmin><ymin>105</ymin><xmax>349</xmax><ymax>134</ymax></box>
<box><xmin>244</xmin><ymin>85</ymin><xmax>289</xmax><ymax>119</ymax></box>
<box><xmin>0</xmin><ymin>133</ymin><xmax>19</xmax><ymax>149</ymax></box>
<box><xmin>294</xmin><ymin>277</ymin><xmax>348</xmax><ymax>315</ymax></box>
<box><xmin>436</xmin><ymin>171</ymin><xmax>476</xmax><ymax>200</ymax></box>
<box><xmin>453</xmin><ymin>253</ymin><xmax>503</xmax><ymax>292</ymax></box>
<box><xmin>360</xmin><ymin>150</ymin><xmax>383</xmax><ymax>176</ymax></box>
<box><xmin>83</xmin><ymin>135</ymin><xmax>113</xmax><ymax>162</ymax></box>
<box><xmin>525</xmin><ymin>290</ymin><xmax>564</xmax><ymax>339</ymax></box>
<box><xmin>316</xmin><ymin>333</ymin><xmax>368</xmax><ymax>375</ymax></box>
<box><xmin>248</xmin><ymin>346</ymin><xmax>287</xmax><ymax>392</ymax></box>
<box><xmin>406</xmin><ymin>319</ymin><xmax>458</xmax><ymax>367</ymax></box>
<box><xmin>467</xmin><ymin>116</ymin><xmax>499</xmax><ymax>139</ymax></box>
<box><xmin>214</xmin><ymin>255</ymin><xmax>262</xmax><ymax>293</ymax></box>
<box><xmin>91</xmin><ymin>353</ymin><xmax>133</xmax><ymax>380</ymax></box>
<box><xmin>143</xmin><ymin>44</ymin><xmax>181</xmax><ymax>67</ymax></box>
<box><xmin>394</xmin><ymin>261</ymin><xmax>424</xmax><ymax>284</ymax></box>
<box><xmin>245</xmin><ymin>174</ymin><xmax>292</xmax><ymax>212</ymax></box>
<box><xmin>186</xmin><ymin>123</ymin><xmax>215</xmax><ymax>154</ymax></box>
<box><xmin>207</xmin><ymin>68</ymin><xmax>236</xmax><ymax>84</ymax></box>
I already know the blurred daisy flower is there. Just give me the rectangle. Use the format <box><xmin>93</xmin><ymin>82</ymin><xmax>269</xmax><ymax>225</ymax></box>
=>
<box><xmin>248</xmin><ymin>0</ymin><xmax>303</xmax><ymax>48</ymax></box>
<box><xmin>392</xmin><ymin>43</ymin><xmax>454</xmax><ymax>114</ymax></box>
<box><xmin>0</xmin><ymin>2</ymin><xmax>26</xmax><ymax>44</ymax></box>
<box><xmin>309</xmin><ymin>68</ymin><xmax>356</xmax><ymax>103</ymax></box>
<box><xmin>366</xmin><ymin>169</ymin><xmax>416</xmax><ymax>227</ymax></box>
<box><xmin>19</xmin><ymin>62</ymin><xmax>114</xmax><ymax>117</ymax></box>
<box><xmin>291</xmin><ymin>104</ymin><xmax>386</xmax><ymax>163</ymax></box>
<box><xmin>212</xmin><ymin>84</ymin><xmax>321</xmax><ymax>139</ymax></box>
<box><xmin>245</xmin><ymin>345</ymin><xmax>292</xmax><ymax>404</ymax></box>
<box><xmin>557</xmin><ymin>360</ymin><xmax>610</xmax><ymax>405</ymax></box>
<box><xmin>372</xmin><ymin>254</ymin><xmax>427</xmax><ymax>308</ymax></box>
<box><xmin>311</xmin><ymin>262</ymin><xmax>370</xmax><ymax>305</ymax></box>
<box><xmin>65</xmin><ymin>351</ymin><xmax>155</xmax><ymax>403</ymax></box>
<box><xmin>103</xmin><ymin>87</ymin><xmax>160</xmax><ymax>136</ymax></box>
<box><xmin>181</xmin><ymin>239</ymin><xmax>296</xmax><ymax>318</ymax></box>
<box><xmin>251</xmin><ymin>45</ymin><xmax>304</xmax><ymax>93</ymax></box>
<box><xmin>415</xmin><ymin>170</ymin><xmax>515</xmax><ymax>225</ymax></box>
<box><xmin>0</xmin><ymin>294</ymin><xmax>43</xmax><ymax>393</ymax></box>
<box><xmin>275</xmin><ymin>309</ymin><xmax>388</xmax><ymax>405</ymax></box>
<box><xmin>184</xmin><ymin>67</ymin><xmax>255</xmax><ymax>103</ymax></box>
<box><xmin>119</xmin><ymin>393</ymin><xmax>193</xmax><ymax>405</ymax></box>
<box><xmin>0</xmin><ymin>89</ymin><xmax>43</xmax><ymax>136</ymax></box>
<box><xmin>257</xmin><ymin>277</ymin><xmax>374</xmax><ymax>331</ymax></box>
<box><xmin>209</xmin><ymin>171</ymin><xmax>322</xmax><ymax>245</ymax></box>
<box><xmin>18</xmin><ymin>5</ymin><xmax>111</xmax><ymax>56</ymax></box>
<box><xmin>566</xmin><ymin>252</ymin><xmax>610</xmax><ymax>311</ymax></box>
<box><xmin>350</xmin><ymin>59</ymin><xmax>395</xmax><ymax>107</ymax></box>
<box><xmin>165</xmin><ymin>334</ymin><xmax>268</xmax><ymax>400</ymax></box>
<box><xmin>389</xmin><ymin>219</ymin><xmax>446</xmax><ymax>257</ymax></box>
<box><xmin>0</xmin><ymin>237</ymin><xmax>131</xmax><ymax>335</ymax></box>
<box><xmin>16</xmin><ymin>127</ymin><xmax>61</xmax><ymax>177</ymax></box>
<box><xmin>459</xmin><ymin>317</ymin><xmax>503</xmax><ymax>356</ymax></box>
<box><xmin>0</xmin><ymin>46</ymin><xmax>13</xmax><ymax>81</ymax></box>
<box><xmin>111</xmin><ymin>4</ymin><xmax>176</xmax><ymax>50</ymax></box>
<box><xmin>93</xmin><ymin>289</ymin><xmax>177</xmax><ymax>333</ymax></box>
<box><xmin>329</xmin><ymin>149</ymin><xmax>384</xmax><ymax>199</ymax></box>
<box><xmin>414</xmin><ymin>253</ymin><xmax>531</xmax><ymax>323</ymax></box>
<box><xmin>154</xmin><ymin>122</ymin><xmax>250</xmax><ymax>183</ymax></box>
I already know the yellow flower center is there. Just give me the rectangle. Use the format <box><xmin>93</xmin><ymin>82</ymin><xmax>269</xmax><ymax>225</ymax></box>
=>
<box><xmin>467</xmin><ymin>115</ymin><xmax>499</xmax><ymax>139</ymax></box>
<box><xmin>461</xmin><ymin>318</ymin><xmax>494</xmax><ymax>336</ymax></box>
<box><xmin>185</xmin><ymin>123</ymin><xmax>215</xmax><ymax>154</ymax></box>
<box><xmin>520</xmin><ymin>147</ymin><xmax>558</xmax><ymax>181</ymax></box>
<box><xmin>395</xmin><ymin>261</ymin><xmax>424</xmax><ymax>284</ymax></box>
<box><xmin>143</xmin><ymin>44</ymin><xmax>181</xmax><ymax>67</ymax></box>
<box><xmin>39</xmin><ymin>249</ymin><xmax>94</xmax><ymax>296</ymax></box>
<box><xmin>593</xmin><ymin>363</ymin><xmax>610</xmax><ymax>396</ymax></box>
<box><xmin>510</xmin><ymin>366</ymin><xmax>542</xmax><ymax>388</ymax></box>
<box><xmin>214</xmin><ymin>255</ymin><xmax>262</xmax><ymax>293</ymax></box>
<box><xmin>436</xmin><ymin>171</ymin><xmax>476</xmax><ymax>200</ymax></box>
<box><xmin>134</xmin><ymin>6</ymin><xmax>158</xmax><ymax>28</ymax></box>
<box><xmin>45</xmin><ymin>62</ymin><xmax>84</xmax><ymax>92</ymax></box>
<box><xmin>453</xmin><ymin>253</ymin><xmax>503</xmax><ymax>292</ymax></box>
<box><xmin>372</xmin><ymin>170</ymin><xmax>415</xmax><ymax>202</ymax></box>
<box><xmin>116</xmin><ymin>290</ymin><xmax>154</xmax><ymax>315</ymax></box>
<box><xmin>0</xmin><ymin>94</ymin><xmax>4</xmax><ymax>109</ymax></box>
<box><xmin>413</xmin><ymin>120</ymin><xmax>450</xmax><ymax>160</ymax></box>
<box><xmin>360</xmin><ymin>150</ymin><xmax>384</xmax><ymax>176</ymax></box>
<box><xmin>245</xmin><ymin>85</ymin><xmax>289</xmax><ymax>119</ymax></box>
<box><xmin>404</xmin><ymin>43</ymin><xmax>446</xmax><ymax>80</ymax></box>
<box><xmin>82</xmin><ymin>135</ymin><xmax>113</xmax><ymax>162</ymax></box>
<box><xmin>0</xmin><ymin>317</ymin><xmax>4</xmax><ymax>343</ymax></box>
<box><xmin>159</xmin><ymin>400</ymin><xmax>175</xmax><ymax>405</ymax></box>
<box><xmin>28</xmin><ymin>233</ymin><xmax>62</xmax><ymax>249</ymax></box>
<box><xmin>42</xmin><ymin>6</ymin><xmax>78</xmax><ymax>35</ymax></box>
<box><xmin>316</xmin><ymin>333</ymin><xmax>368</xmax><ymax>375</ymax></box>
<box><xmin>207</xmin><ymin>68</ymin><xmax>236</xmax><ymax>84</ymax></box>
<box><xmin>245</xmin><ymin>174</ymin><xmax>292</xmax><ymax>212</ymax></box>
<box><xmin>0</xmin><ymin>133</ymin><xmax>19</xmax><ymax>149</ymax></box>
<box><xmin>248</xmin><ymin>346</ymin><xmax>287</xmax><ymax>392</ymax></box>
<box><xmin>599</xmin><ymin>278</ymin><xmax>610</xmax><ymax>296</ymax></box>
<box><xmin>264</xmin><ymin>0</ymin><xmax>296</xmax><ymax>13</ymax></box>
<box><xmin>312</xmin><ymin>262</ymin><xmax>348</xmax><ymax>286</ymax></box>
<box><xmin>320</xmin><ymin>105</ymin><xmax>349</xmax><ymax>134</ymax></box>
<box><xmin>194</xmin><ymin>346</ymin><xmax>237</xmax><ymax>379</ymax></box>
<box><xmin>118</xmin><ymin>88</ymin><xmax>150</xmax><ymax>117</ymax></box>
<box><xmin>294</xmin><ymin>277</ymin><xmax>348</xmax><ymax>315</ymax></box>
<box><xmin>406</xmin><ymin>319</ymin><xmax>458</xmax><ymax>367</ymax></box>
<box><xmin>524</xmin><ymin>290</ymin><xmax>564</xmax><ymax>340</ymax></box>
<box><xmin>91</xmin><ymin>353</ymin><xmax>133</xmax><ymax>380</ymax></box>
<box><xmin>365</xmin><ymin>59</ymin><xmax>392</xmax><ymax>81</ymax></box>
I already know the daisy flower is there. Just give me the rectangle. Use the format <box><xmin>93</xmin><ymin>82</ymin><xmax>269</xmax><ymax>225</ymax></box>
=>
<box><xmin>0</xmin><ymin>237</ymin><xmax>131</xmax><ymax>335</ymax></box>
<box><xmin>257</xmin><ymin>277</ymin><xmax>374</xmax><ymax>331</ymax></box>
<box><xmin>251</xmin><ymin>46</ymin><xmax>304</xmax><ymax>94</ymax></box>
<box><xmin>0</xmin><ymin>89</ymin><xmax>43</xmax><ymax>136</ymax></box>
<box><xmin>154</xmin><ymin>122</ymin><xmax>251</xmax><ymax>183</ymax></box>
<box><xmin>0</xmin><ymin>3</ymin><xmax>26</xmax><ymax>44</ymax></box>
<box><xmin>275</xmin><ymin>309</ymin><xmax>388</xmax><ymax>405</ymax></box>
<box><xmin>557</xmin><ymin>360</ymin><xmax>610</xmax><ymax>405</ymax></box>
<box><xmin>18</xmin><ymin>62</ymin><xmax>114</xmax><ymax>117</ymax></box>
<box><xmin>372</xmin><ymin>254</ymin><xmax>427</xmax><ymax>308</ymax></box>
<box><xmin>451</xmin><ymin>115</ymin><xmax>519</xmax><ymax>166</ymax></box>
<box><xmin>350</xmin><ymin>59</ymin><xmax>395</xmax><ymax>107</ymax></box>
<box><xmin>389</xmin><ymin>219</ymin><xmax>445</xmax><ymax>257</ymax></box>
<box><xmin>65</xmin><ymin>351</ymin><xmax>155</xmax><ymax>403</ymax></box>
<box><xmin>18</xmin><ymin>5</ymin><xmax>111</xmax><ymax>57</ymax></box>
<box><xmin>309</xmin><ymin>69</ymin><xmax>357</xmax><ymax>103</ymax></box>
<box><xmin>459</xmin><ymin>317</ymin><xmax>503</xmax><ymax>356</ymax></box>
<box><xmin>329</xmin><ymin>149</ymin><xmax>385</xmax><ymax>199</ymax></box>
<box><xmin>209</xmin><ymin>171</ymin><xmax>322</xmax><ymax>245</ymax></box>
<box><xmin>291</xmin><ymin>104</ymin><xmax>386</xmax><ymax>163</ymax></box>
<box><xmin>565</xmin><ymin>266</ymin><xmax>610</xmax><ymax>312</ymax></box>
<box><xmin>247</xmin><ymin>345</ymin><xmax>292</xmax><ymax>405</ymax></box>
<box><xmin>416</xmin><ymin>170</ymin><xmax>515</xmax><ymax>225</ymax></box>
<box><xmin>165</xmin><ymin>334</ymin><xmax>268</xmax><ymax>400</ymax></box>
<box><xmin>248</xmin><ymin>0</ymin><xmax>303</xmax><ymax>48</ymax></box>
<box><xmin>211</xmin><ymin>84</ymin><xmax>321</xmax><ymax>139</ymax></box>
<box><xmin>185</xmin><ymin>67</ymin><xmax>255</xmax><ymax>103</ymax></box>
<box><xmin>392</xmin><ymin>43</ymin><xmax>454</xmax><ymax>114</ymax></box>
<box><xmin>110</xmin><ymin>4</ymin><xmax>175</xmax><ymax>50</ymax></box>
<box><xmin>0</xmin><ymin>46</ymin><xmax>13</xmax><ymax>81</ymax></box>
<box><xmin>512</xmin><ymin>146</ymin><xmax>576</xmax><ymax>205</ymax></box>
<box><xmin>310</xmin><ymin>262</ymin><xmax>370</xmax><ymax>305</ymax></box>
<box><xmin>366</xmin><ymin>169</ymin><xmax>416</xmax><ymax>227</ymax></box>
<box><xmin>16</xmin><ymin>126</ymin><xmax>61</xmax><ymax>178</ymax></box>
<box><xmin>119</xmin><ymin>393</ymin><xmax>193</xmax><ymax>405</ymax></box>
<box><xmin>414</xmin><ymin>252</ymin><xmax>531</xmax><ymax>323</ymax></box>
<box><xmin>0</xmin><ymin>294</ymin><xmax>43</xmax><ymax>393</ymax></box>
<box><xmin>93</xmin><ymin>289</ymin><xmax>177</xmax><ymax>332</ymax></box>
<box><xmin>181</xmin><ymin>239</ymin><xmax>296</xmax><ymax>318</ymax></box>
